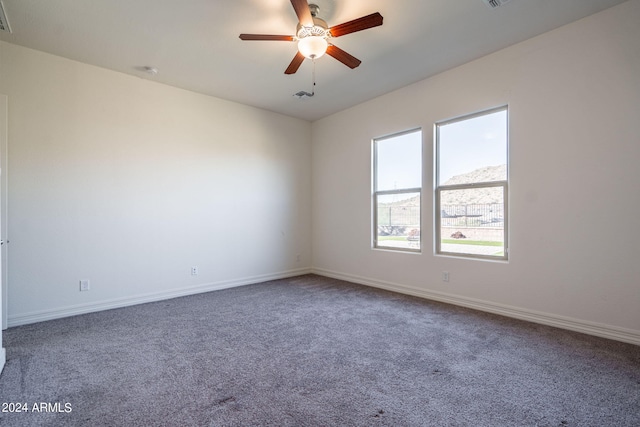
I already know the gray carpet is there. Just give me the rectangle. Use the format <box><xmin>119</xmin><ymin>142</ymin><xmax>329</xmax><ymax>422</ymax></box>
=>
<box><xmin>0</xmin><ymin>274</ymin><xmax>638</xmax><ymax>426</ymax></box>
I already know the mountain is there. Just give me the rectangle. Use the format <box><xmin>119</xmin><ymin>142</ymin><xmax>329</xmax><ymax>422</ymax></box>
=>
<box><xmin>441</xmin><ymin>164</ymin><xmax>505</xmax><ymax>205</ymax></box>
<box><xmin>380</xmin><ymin>164</ymin><xmax>506</xmax><ymax>207</ymax></box>
<box><xmin>443</xmin><ymin>164</ymin><xmax>506</xmax><ymax>186</ymax></box>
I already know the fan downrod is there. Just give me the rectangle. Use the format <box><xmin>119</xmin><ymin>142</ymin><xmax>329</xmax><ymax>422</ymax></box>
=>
<box><xmin>309</xmin><ymin>4</ymin><xmax>320</xmax><ymax>18</ymax></box>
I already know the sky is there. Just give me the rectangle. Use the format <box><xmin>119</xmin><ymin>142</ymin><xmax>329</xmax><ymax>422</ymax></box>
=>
<box><xmin>437</xmin><ymin>109</ymin><xmax>507</xmax><ymax>183</ymax></box>
<box><xmin>374</xmin><ymin>109</ymin><xmax>507</xmax><ymax>191</ymax></box>
<box><xmin>375</xmin><ymin>130</ymin><xmax>422</xmax><ymax>191</ymax></box>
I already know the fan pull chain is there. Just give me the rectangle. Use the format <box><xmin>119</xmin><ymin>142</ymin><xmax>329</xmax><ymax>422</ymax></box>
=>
<box><xmin>293</xmin><ymin>59</ymin><xmax>316</xmax><ymax>98</ymax></box>
<box><xmin>311</xmin><ymin>58</ymin><xmax>316</xmax><ymax>96</ymax></box>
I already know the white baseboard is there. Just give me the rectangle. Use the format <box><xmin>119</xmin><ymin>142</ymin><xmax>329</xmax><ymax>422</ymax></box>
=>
<box><xmin>0</xmin><ymin>347</ymin><xmax>5</xmax><ymax>375</ymax></box>
<box><xmin>8</xmin><ymin>268</ymin><xmax>312</xmax><ymax>328</ymax></box>
<box><xmin>312</xmin><ymin>267</ymin><xmax>640</xmax><ymax>346</ymax></box>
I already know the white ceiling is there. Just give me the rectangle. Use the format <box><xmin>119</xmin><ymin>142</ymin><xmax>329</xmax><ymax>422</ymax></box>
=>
<box><xmin>0</xmin><ymin>0</ymin><xmax>629</xmax><ymax>121</ymax></box>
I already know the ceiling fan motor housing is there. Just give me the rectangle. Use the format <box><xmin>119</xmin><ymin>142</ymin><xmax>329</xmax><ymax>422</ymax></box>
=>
<box><xmin>295</xmin><ymin>5</ymin><xmax>329</xmax><ymax>60</ymax></box>
<box><xmin>296</xmin><ymin>17</ymin><xmax>329</xmax><ymax>39</ymax></box>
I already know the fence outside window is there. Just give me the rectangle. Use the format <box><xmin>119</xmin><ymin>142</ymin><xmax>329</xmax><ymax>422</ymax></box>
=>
<box><xmin>440</xmin><ymin>203</ymin><xmax>504</xmax><ymax>228</ymax></box>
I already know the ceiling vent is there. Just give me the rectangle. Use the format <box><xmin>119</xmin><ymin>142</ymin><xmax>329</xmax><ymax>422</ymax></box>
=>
<box><xmin>0</xmin><ymin>1</ymin><xmax>11</xmax><ymax>33</ymax></box>
<box><xmin>482</xmin><ymin>0</ymin><xmax>513</xmax><ymax>9</ymax></box>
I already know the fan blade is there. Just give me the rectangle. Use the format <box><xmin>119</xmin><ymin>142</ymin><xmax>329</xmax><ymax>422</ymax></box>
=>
<box><xmin>285</xmin><ymin>52</ymin><xmax>305</xmax><ymax>74</ymax></box>
<box><xmin>291</xmin><ymin>0</ymin><xmax>314</xmax><ymax>27</ymax></box>
<box><xmin>326</xmin><ymin>45</ymin><xmax>361</xmax><ymax>69</ymax></box>
<box><xmin>329</xmin><ymin>12</ymin><xmax>383</xmax><ymax>37</ymax></box>
<box><xmin>239</xmin><ymin>34</ymin><xmax>295</xmax><ymax>41</ymax></box>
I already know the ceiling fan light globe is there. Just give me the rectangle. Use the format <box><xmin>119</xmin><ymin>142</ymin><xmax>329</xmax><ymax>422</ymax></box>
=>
<box><xmin>298</xmin><ymin>36</ymin><xmax>328</xmax><ymax>59</ymax></box>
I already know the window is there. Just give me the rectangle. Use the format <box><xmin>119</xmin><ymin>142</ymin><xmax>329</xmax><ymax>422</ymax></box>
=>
<box><xmin>436</xmin><ymin>107</ymin><xmax>508</xmax><ymax>260</ymax></box>
<box><xmin>373</xmin><ymin>129</ymin><xmax>422</xmax><ymax>252</ymax></box>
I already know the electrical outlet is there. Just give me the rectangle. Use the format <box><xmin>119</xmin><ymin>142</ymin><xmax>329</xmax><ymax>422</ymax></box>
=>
<box><xmin>442</xmin><ymin>271</ymin><xmax>450</xmax><ymax>282</ymax></box>
<box><xmin>79</xmin><ymin>280</ymin><xmax>90</xmax><ymax>291</ymax></box>
<box><xmin>296</xmin><ymin>254</ymin><xmax>301</xmax><ymax>263</ymax></box>
<box><xmin>191</xmin><ymin>266</ymin><xmax>199</xmax><ymax>276</ymax></box>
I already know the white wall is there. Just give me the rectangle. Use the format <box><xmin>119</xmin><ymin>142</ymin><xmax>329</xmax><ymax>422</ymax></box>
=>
<box><xmin>311</xmin><ymin>0</ymin><xmax>640</xmax><ymax>343</ymax></box>
<box><xmin>0</xmin><ymin>41</ymin><xmax>312</xmax><ymax>325</ymax></box>
<box><xmin>0</xmin><ymin>94</ymin><xmax>6</xmax><ymax>370</ymax></box>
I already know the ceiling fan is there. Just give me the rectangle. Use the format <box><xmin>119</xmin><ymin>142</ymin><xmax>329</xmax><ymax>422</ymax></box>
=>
<box><xmin>239</xmin><ymin>0</ymin><xmax>383</xmax><ymax>74</ymax></box>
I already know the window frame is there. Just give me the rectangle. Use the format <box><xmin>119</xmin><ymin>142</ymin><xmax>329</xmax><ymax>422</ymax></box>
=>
<box><xmin>434</xmin><ymin>106</ymin><xmax>509</xmax><ymax>261</ymax></box>
<box><xmin>372</xmin><ymin>128</ymin><xmax>423</xmax><ymax>253</ymax></box>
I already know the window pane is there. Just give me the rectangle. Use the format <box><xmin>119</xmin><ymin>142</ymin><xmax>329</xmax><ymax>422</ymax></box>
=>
<box><xmin>438</xmin><ymin>109</ymin><xmax>507</xmax><ymax>185</ymax></box>
<box><xmin>376</xmin><ymin>192</ymin><xmax>420</xmax><ymax>250</ymax></box>
<box><xmin>376</xmin><ymin>131</ymin><xmax>422</xmax><ymax>191</ymax></box>
<box><xmin>439</xmin><ymin>187</ymin><xmax>504</xmax><ymax>258</ymax></box>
